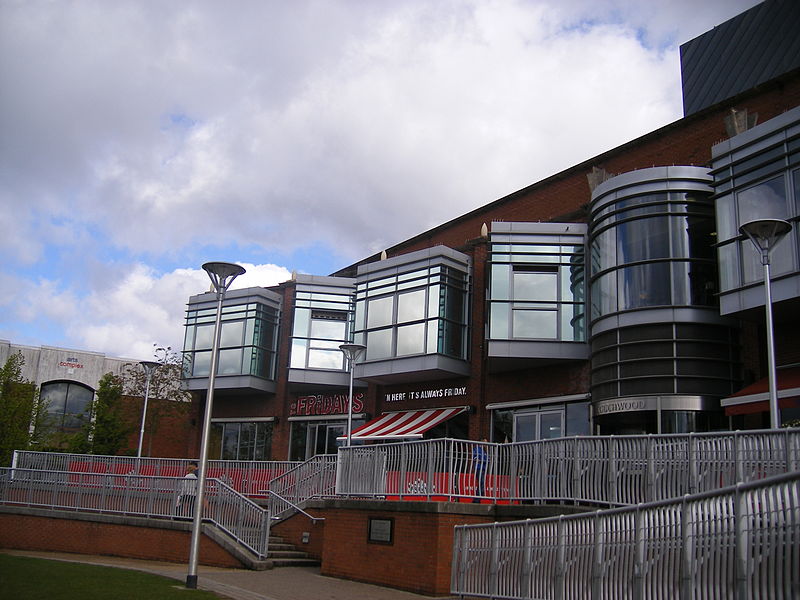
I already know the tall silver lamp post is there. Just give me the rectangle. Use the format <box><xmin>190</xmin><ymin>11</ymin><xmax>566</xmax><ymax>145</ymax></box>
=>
<box><xmin>339</xmin><ymin>343</ymin><xmax>366</xmax><ymax>446</ymax></box>
<box><xmin>136</xmin><ymin>360</ymin><xmax>162</xmax><ymax>458</ymax></box>
<box><xmin>739</xmin><ymin>218</ymin><xmax>792</xmax><ymax>429</ymax></box>
<box><xmin>186</xmin><ymin>261</ymin><xmax>245</xmax><ymax>589</ymax></box>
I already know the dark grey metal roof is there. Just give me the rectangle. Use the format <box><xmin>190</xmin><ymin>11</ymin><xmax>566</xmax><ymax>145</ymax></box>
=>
<box><xmin>680</xmin><ymin>0</ymin><xmax>800</xmax><ymax>116</ymax></box>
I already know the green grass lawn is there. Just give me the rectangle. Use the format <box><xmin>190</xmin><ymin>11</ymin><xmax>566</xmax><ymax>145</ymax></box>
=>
<box><xmin>0</xmin><ymin>554</ymin><xmax>224</xmax><ymax>599</ymax></box>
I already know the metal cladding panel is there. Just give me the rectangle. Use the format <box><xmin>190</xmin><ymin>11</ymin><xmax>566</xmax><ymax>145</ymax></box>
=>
<box><xmin>680</xmin><ymin>0</ymin><xmax>800</xmax><ymax>116</ymax></box>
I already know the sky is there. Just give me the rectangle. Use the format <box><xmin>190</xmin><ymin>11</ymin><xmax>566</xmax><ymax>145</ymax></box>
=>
<box><xmin>0</xmin><ymin>0</ymin><xmax>763</xmax><ymax>361</ymax></box>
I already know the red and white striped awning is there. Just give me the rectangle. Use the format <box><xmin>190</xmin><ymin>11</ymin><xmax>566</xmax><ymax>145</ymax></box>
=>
<box><xmin>340</xmin><ymin>406</ymin><xmax>469</xmax><ymax>441</ymax></box>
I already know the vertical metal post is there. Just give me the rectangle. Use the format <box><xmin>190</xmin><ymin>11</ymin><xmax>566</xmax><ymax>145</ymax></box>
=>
<box><xmin>186</xmin><ymin>262</ymin><xmax>245</xmax><ymax>590</ymax></box>
<box><xmin>734</xmin><ymin>483</ymin><xmax>749</xmax><ymax>599</ymax></box>
<box><xmin>762</xmin><ymin>259</ymin><xmax>780</xmax><ymax>429</ymax></box>
<box><xmin>680</xmin><ymin>495</ymin><xmax>693</xmax><ymax>599</ymax></box>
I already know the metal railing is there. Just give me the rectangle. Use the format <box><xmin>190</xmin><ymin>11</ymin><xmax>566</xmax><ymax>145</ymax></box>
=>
<box><xmin>267</xmin><ymin>454</ymin><xmax>338</xmax><ymax>519</ymax></box>
<box><xmin>0</xmin><ymin>467</ymin><xmax>270</xmax><ymax>558</ymax></box>
<box><xmin>336</xmin><ymin>429</ymin><xmax>800</xmax><ymax>505</ymax></box>
<box><xmin>450</xmin><ymin>471</ymin><xmax>800</xmax><ymax>599</ymax></box>
<box><xmin>12</xmin><ymin>451</ymin><xmax>300</xmax><ymax>499</ymax></box>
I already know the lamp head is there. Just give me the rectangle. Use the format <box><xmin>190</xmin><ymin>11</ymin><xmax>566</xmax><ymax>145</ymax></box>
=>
<box><xmin>202</xmin><ymin>262</ymin><xmax>246</xmax><ymax>294</ymax></box>
<box><xmin>739</xmin><ymin>219</ymin><xmax>792</xmax><ymax>261</ymax></box>
<box><xmin>139</xmin><ymin>360</ymin><xmax>161</xmax><ymax>378</ymax></box>
<box><xmin>339</xmin><ymin>343</ymin><xmax>366</xmax><ymax>362</ymax></box>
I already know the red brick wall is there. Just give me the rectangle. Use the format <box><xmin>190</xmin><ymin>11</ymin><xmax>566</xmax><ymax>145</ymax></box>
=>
<box><xmin>271</xmin><ymin>515</ymin><xmax>325</xmax><ymax>560</ymax></box>
<box><xmin>122</xmin><ymin>396</ymin><xmax>201</xmax><ymax>459</ymax></box>
<box><xmin>319</xmin><ymin>506</ymin><xmax>492</xmax><ymax>596</ymax></box>
<box><xmin>0</xmin><ymin>512</ymin><xmax>242</xmax><ymax>568</ymax></box>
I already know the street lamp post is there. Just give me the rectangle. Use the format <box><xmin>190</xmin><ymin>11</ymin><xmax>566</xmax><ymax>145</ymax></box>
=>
<box><xmin>339</xmin><ymin>343</ymin><xmax>366</xmax><ymax>446</ymax></box>
<box><xmin>136</xmin><ymin>361</ymin><xmax>162</xmax><ymax>458</ymax></box>
<box><xmin>186</xmin><ymin>262</ymin><xmax>245</xmax><ymax>589</ymax></box>
<box><xmin>739</xmin><ymin>218</ymin><xmax>792</xmax><ymax>429</ymax></box>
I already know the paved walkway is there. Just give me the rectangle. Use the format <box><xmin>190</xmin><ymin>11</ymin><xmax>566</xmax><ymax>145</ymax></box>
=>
<box><xmin>1</xmin><ymin>550</ymin><xmax>457</xmax><ymax>600</ymax></box>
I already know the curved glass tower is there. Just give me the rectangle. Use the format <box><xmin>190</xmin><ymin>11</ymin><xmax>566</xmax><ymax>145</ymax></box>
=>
<box><xmin>588</xmin><ymin>166</ymin><xmax>741</xmax><ymax>434</ymax></box>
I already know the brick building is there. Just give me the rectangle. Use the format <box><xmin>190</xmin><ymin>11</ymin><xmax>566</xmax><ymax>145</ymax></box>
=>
<box><xmin>182</xmin><ymin>0</ymin><xmax>800</xmax><ymax>461</ymax></box>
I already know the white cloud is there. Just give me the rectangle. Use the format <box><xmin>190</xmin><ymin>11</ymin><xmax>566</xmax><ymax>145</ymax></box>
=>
<box><xmin>1</xmin><ymin>263</ymin><xmax>291</xmax><ymax>360</ymax></box>
<box><xmin>0</xmin><ymin>0</ymin><xmax>762</xmax><ymax>357</ymax></box>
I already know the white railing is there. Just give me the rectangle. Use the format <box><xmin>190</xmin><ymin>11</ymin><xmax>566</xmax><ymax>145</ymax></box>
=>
<box><xmin>450</xmin><ymin>471</ymin><xmax>800</xmax><ymax>599</ymax></box>
<box><xmin>336</xmin><ymin>430</ymin><xmax>800</xmax><ymax>505</ymax></box>
<box><xmin>12</xmin><ymin>451</ymin><xmax>300</xmax><ymax>499</ymax></box>
<box><xmin>267</xmin><ymin>454</ymin><xmax>338</xmax><ymax>519</ymax></box>
<box><xmin>0</xmin><ymin>467</ymin><xmax>270</xmax><ymax>558</ymax></box>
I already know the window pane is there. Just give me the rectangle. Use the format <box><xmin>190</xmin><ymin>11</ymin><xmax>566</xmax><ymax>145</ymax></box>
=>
<box><xmin>397</xmin><ymin>323</ymin><xmax>425</xmax><ymax>356</ymax></box>
<box><xmin>513</xmin><ymin>270</ymin><xmax>557</xmax><ymax>301</ymax></box>
<box><xmin>192</xmin><ymin>351</ymin><xmax>211</xmax><ymax>376</ymax></box>
<box><xmin>220</xmin><ymin>320</ymin><xmax>244</xmax><ymax>347</ymax></box>
<box><xmin>308</xmin><ymin>349</ymin><xmax>343</xmax><ymax>369</ymax></box>
<box><xmin>540</xmin><ymin>412</ymin><xmax>563</xmax><ymax>439</ymax></box>
<box><xmin>310</xmin><ymin>319</ymin><xmax>346</xmax><ymax>340</ymax></box>
<box><xmin>290</xmin><ymin>340</ymin><xmax>307</xmax><ymax>368</ymax></box>
<box><xmin>367</xmin><ymin>296</ymin><xmax>393</xmax><ymax>328</ymax></box>
<box><xmin>490</xmin><ymin>264</ymin><xmax>510</xmax><ymax>300</ymax></box>
<box><xmin>617</xmin><ymin>217</ymin><xmax>671</xmax><ymax>264</ymax></box>
<box><xmin>591</xmin><ymin>229</ymin><xmax>615</xmax><ymax>275</ymax></box>
<box><xmin>490</xmin><ymin>303</ymin><xmax>509</xmax><ymax>339</ymax></box>
<box><xmin>619</xmin><ymin>263</ymin><xmax>671</xmax><ymax>309</ymax></box>
<box><xmin>513</xmin><ymin>309</ymin><xmax>557</xmax><ymax>339</ymax></box>
<box><xmin>397</xmin><ymin>289</ymin><xmax>426</xmax><ymax>323</ymax></box>
<box><xmin>366</xmin><ymin>329</ymin><xmax>392</xmax><ymax>360</ymax></box>
<box><xmin>218</xmin><ymin>348</ymin><xmax>243</xmax><ymax>375</ymax></box>
<box><xmin>737</xmin><ymin>175</ymin><xmax>787</xmax><ymax>223</ymax></box>
<box><xmin>293</xmin><ymin>308</ymin><xmax>310</xmax><ymax>337</ymax></box>
<box><xmin>194</xmin><ymin>324</ymin><xmax>214</xmax><ymax>349</ymax></box>
<box><xmin>65</xmin><ymin>384</ymin><xmax>93</xmax><ymax>416</ymax></box>
<box><xmin>715</xmin><ymin>194</ymin><xmax>737</xmax><ymax>241</ymax></box>
<box><xmin>41</xmin><ymin>382</ymin><xmax>68</xmax><ymax>414</ymax></box>
<box><xmin>222</xmin><ymin>424</ymin><xmax>239</xmax><ymax>460</ymax></box>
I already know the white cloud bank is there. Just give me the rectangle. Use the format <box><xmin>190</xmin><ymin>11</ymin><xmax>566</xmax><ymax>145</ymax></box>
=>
<box><xmin>0</xmin><ymin>0</ymin><xmax>761</xmax><ymax>358</ymax></box>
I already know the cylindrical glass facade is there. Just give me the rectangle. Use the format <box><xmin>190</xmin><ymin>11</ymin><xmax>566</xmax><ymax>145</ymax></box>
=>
<box><xmin>588</xmin><ymin>167</ymin><xmax>741</xmax><ymax>434</ymax></box>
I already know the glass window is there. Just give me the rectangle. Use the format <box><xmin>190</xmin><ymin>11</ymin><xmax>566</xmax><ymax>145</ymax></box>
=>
<box><xmin>619</xmin><ymin>263</ymin><xmax>671</xmax><ymax>309</ymax></box>
<box><xmin>566</xmin><ymin>402</ymin><xmax>590</xmax><ymax>436</ymax></box>
<box><xmin>513</xmin><ymin>269</ymin><xmax>557</xmax><ymax>301</ymax></box>
<box><xmin>195</xmin><ymin>324</ymin><xmax>214</xmax><ymax>349</ymax></box>
<box><xmin>308</xmin><ymin>349</ymin><xmax>343</xmax><ymax>369</ymax></box>
<box><xmin>491</xmin><ymin>264</ymin><xmax>510</xmax><ymax>300</ymax></box>
<box><xmin>42</xmin><ymin>381</ymin><xmax>94</xmax><ymax>432</ymax></box>
<box><xmin>367</xmin><ymin>296</ymin><xmax>394</xmax><ymax>328</ymax></box>
<box><xmin>211</xmin><ymin>421</ymin><xmax>273</xmax><ymax>460</ymax></box>
<box><xmin>366</xmin><ymin>328</ymin><xmax>393</xmax><ymax>360</ymax></box>
<box><xmin>737</xmin><ymin>175</ymin><xmax>787</xmax><ymax>223</ymax></box>
<box><xmin>396</xmin><ymin>323</ymin><xmax>425</xmax><ymax>355</ymax></box>
<box><xmin>397</xmin><ymin>289</ymin><xmax>426</xmax><ymax>323</ymax></box>
<box><xmin>617</xmin><ymin>216</ymin><xmax>671</xmax><ymax>264</ymax></box>
<box><xmin>715</xmin><ymin>194</ymin><xmax>737</xmax><ymax>241</ymax></box>
<box><xmin>310</xmin><ymin>318</ymin><xmax>346</xmax><ymax>340</ymax></box>
<box><xmin>513</xmin><ymin>309</ymin><xmax>557</xmax><ymax>339</ymax></box>
<box><xmin>218</xmin><ymin>348</ymin><xmax>243</xmax><ymax>375</ymax></box>
<box><xmin>220</xmin><ymin>321</ymin><xmax>244</xmax><ymax>347</ymax></box>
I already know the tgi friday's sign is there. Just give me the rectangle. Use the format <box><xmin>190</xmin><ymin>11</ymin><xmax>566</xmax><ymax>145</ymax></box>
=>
<box><xmin>385</xmin><ymin>385</ymin><xmax>468</xmax><ymax>403</ymax></box>
<box><xmin>290</xmin><ymin>392</ymin><xmax>365</xmax><ymax>417</ymax></box>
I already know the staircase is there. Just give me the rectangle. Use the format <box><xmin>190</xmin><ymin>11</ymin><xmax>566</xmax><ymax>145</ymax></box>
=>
<box><xmin>268</xmin><ymin>534</ymin><xmax>320</xmax><ymax>567</ymax></box>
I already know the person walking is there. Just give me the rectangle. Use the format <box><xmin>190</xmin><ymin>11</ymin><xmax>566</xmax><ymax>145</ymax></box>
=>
<box><xmin>176</xmin><ymin>462</ymin><xmax>198</xmax><ymax>517</ymax></box>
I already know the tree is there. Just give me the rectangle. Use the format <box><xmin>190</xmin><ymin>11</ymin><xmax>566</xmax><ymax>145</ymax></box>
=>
<box><xmin>70</xmin><ymin>372</ymin><xmax>133</xmax><ymax>456</ymax></box>
<box><xmin>123</xmin><ymin>345</ymin><xmax>193</xmax><ymax>457</ymax></box>
<box><xmin>0</xmin><ymin>352</ymin><xmax>52</xmax><ymax>466</ymax></box>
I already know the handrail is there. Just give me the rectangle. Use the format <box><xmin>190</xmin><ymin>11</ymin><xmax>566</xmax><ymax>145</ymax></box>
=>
<box><xmin>265</xmin><ymin>490</ymin><xmax>324</xmax><ymax>523</ymax></box>
<box><xmin>336</xmin><ymin>429</ymin><xmax>800</xmax><ymax>506</ymax></box>
<box><xmin>266</xmin><ymin>454</ymin><xmax>337</xmax><ymax>519</ymax></box>
<box><xmin>0</xmin><ymin>468</ymin><xmax>271</xmax><ymax>559</ymax></box>
<box><xmin>11</xmin><ymin>451</ymin><xmax>301</xmax><ymax>499</ymax></box>
<box><xmin>450</xmin><ymin>471</ymin><xmax>800</xmax><ymax>599</ymax></box>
